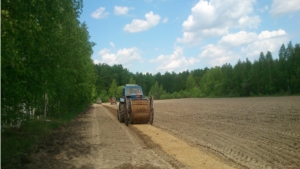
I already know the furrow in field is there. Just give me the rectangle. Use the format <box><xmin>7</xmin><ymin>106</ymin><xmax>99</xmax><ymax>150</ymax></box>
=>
<box><xmin>153</xmin><ymin>98</ymin><xmax>300</xmax><ymax>169</ymax></box>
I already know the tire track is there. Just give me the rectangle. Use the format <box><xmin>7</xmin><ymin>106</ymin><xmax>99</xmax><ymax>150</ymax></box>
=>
<box><xmin>103</xmin><ymin>104</ymin><xmax>236</xmax><ymax>169</ymax></box>
<box><xmin>91</xmin><ymin>106</ymin><xmax>100</xmax><ymax>145</ymax></box>
<box><xmin>92</xmin><ymin>104</ymin><xmax>175</xmax><ymax>168</ymax></box>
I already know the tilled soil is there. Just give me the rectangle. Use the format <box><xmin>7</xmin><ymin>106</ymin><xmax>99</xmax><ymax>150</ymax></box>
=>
<box><xmin>152</xmin><ymin>96</ymin><xmax>300</xmax><ymax>169</ymax></box>
<box><xmin>21</xmin><ymin>96</ymin><xmax>300</xmax><ymax>169</ymax></box>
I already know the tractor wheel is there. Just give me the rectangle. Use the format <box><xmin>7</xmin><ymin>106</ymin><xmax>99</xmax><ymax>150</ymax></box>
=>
<box><xmin>118</xmin><ymin>103</ymin><xmax>125</xmax><ymax>123</ymax></box>
<box><xmin>128</xmin><ymin>100</ymin><xmax>133</xmax><ymax>124</ymax></box>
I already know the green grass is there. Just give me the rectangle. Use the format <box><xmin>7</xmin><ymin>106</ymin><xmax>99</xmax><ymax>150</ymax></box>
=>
<box><xmin>1</xmin><ymin>105</ymin><xmax>89</xmax><ymax>167</ymax></box>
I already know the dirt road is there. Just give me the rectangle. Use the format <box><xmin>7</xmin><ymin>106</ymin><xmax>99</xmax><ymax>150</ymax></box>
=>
<box><xmin>24</xmin><ymin>96</ymin><xmax>300</xmax><ymax>169</ymax></box>
<box><xmin>104</xmin><ymin>105</ymin><xmax>237</xmax><ymax>169</ymax></box>
<box><xmin>25</xmin><ymin>105</ymin><xmax>174</xmax><ymax>169</ymax></box>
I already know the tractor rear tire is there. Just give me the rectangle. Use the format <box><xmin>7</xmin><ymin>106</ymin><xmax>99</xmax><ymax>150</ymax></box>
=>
<box><xmin>118</xmin><ymin>103</ymin><xmax>125</xmax><ymax>123</ymax></box>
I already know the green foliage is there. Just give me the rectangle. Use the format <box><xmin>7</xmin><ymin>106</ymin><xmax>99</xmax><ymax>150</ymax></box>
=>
<box><xmin>149</xmin><ymin>81</ymin><xmax>164</xmax><ymax>99</ymax></box>
<box><xmin>1</xmin><ymin>4</ymin><xmax>96</xmax><ymax>165</ymax></box>
<box><xmin>94</xmin><ymin>64</ymin><xmax>131</xmax><ymax>95</ymax></box>
<box><xmin>200</xmin><ymin>66</ymin><xmax>223</xmax><ymax>96</ymax></box>
<box><xmin>186</xmin><ymin>73</ymin><xmax>196</xmax><ymax>91</ymax></box>
<box><xmin>172</xmin><ymin>92</ymin><xmax>181</xmax><ymax>99</ymax></box>
<box><xmin>189</xmin><ymin>87</ymin><xmax>202</xmax><ymax>98</ymax></box>
<box><xmin>160</xmin><ymin>93</ymin><xmax>173</xmax><ymax>99</ymax></box>
<box><xmin>129</xmin><ymin>76</ymin><xmax>136</xmax><ymax>84</ymax></box>
<box><xmin>108</xmin><ymin>79</ymin><xmax>118</xmax><ymax>97</ymax></box>
<box><xmin>99</xmin><ymin>89</ymin><xmax>109</xmax><ymax>102</ymax></box>
<box><xmin>1</xmin><ymin>0</ymin><xmax>95</xmax><ymax>121</ymax></box>
<box><xmin>117</xmin><ymin>86</ymin><xmax>125</xmax><ymax>98</ymax></box>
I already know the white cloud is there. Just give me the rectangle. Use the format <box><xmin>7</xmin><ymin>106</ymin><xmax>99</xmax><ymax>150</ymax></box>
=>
<box><xmin>99</xmin><ymin>48</ymin><xmax>110</xmax><ymax>55</ymax></box>
<box><xmin>258</xmin><ymin>29</ymin><xmax>287</xmax><ymax>39</ymax></box>
<box><xmin>199</xmin><ymin>29</ymin><xmax>289</xmax><ymax>67</ymax></box>
<box><xmin>241</xmin><ymin>39</ymin><xmax>287</xmax><ymax>58</ymax></box>
<box><xmin>109</xmin><ymin>42</ymin><xmax>115</xmax><ymax>48</ymax></box>
<box><xmin>270</xmin><ymin>0</ymin><xmax>300</xmax><ymax>17</ymax></box>
<box><xmin>123</xmin><ymin>11</ymin><xmax>161</xmax><ymax>33</ymax></box>
<box><xmin>114</xmin><ymin>6</ymin><xmax>130</xmax><ymax>15</ymax></box>
<box><xmin>93</xmin><ymin>60</ymin><xmax>101</xmax><ymax>64</ymax></box>
<box><xmin>97</xmin><ymin>47</ymin><xmax>141</xmax><ymax>66</ymax></box>
<box><xmin>239</xmin><ymin>15</ymin><xmax>261</xmax><ymax>29</ymax></box>
<box><xmin>259</xmin><ymin>5</ymin><xmax>269</xmax><ymax>13</ymax></box>
<box><xmin>265</xmin><ymin>5</ymin><xmax>269</xmax><ymax>11</ymax></box>
<box><xmin>150</xmin><ymin>46</ymin><xmax>199</xmax><ymax>72</ymax></box>
<box><xmin>163</xmin><ymin>17</ymin><xmax>168</xmax><ymax>23</ymax></box>
<box><xmin>242</xmin><ymin>29</ymin><xmax>289</xmax><ymax>58</ymax></box>
<box><xmin>91</xmin><ymin>7</ymin><xmax>109</xmax><ymax>19</ymax></box>
<box><xmin>178</xmin><ymin>0</ymin><xmax>260</xmax><ymax>44</ymax></box>
<box><xmin>263</xmin><ymin>5</ymin><xmax>269</xmax><ymax>12</ymax></box>
<box><xmin>199</xmin><ymin>44</ymin><xmax>239</xmax><ymax>67</ymax></box>
<box><xmin>218</xmin><ymin>31</ymin><xmax>257</xmax><ymax>47</ymax></box>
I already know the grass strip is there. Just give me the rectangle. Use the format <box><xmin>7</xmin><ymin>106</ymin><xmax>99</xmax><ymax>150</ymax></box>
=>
<box><xmin>1</xmin><ymin>105</ymin><xmax>89</xmax><ymax>168</ymax></box>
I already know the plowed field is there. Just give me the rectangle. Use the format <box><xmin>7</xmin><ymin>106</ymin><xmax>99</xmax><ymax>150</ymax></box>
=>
<box><xmin>150</xmin><ymin>96</ymin><xmax>300</xmax><ymax>169</ymax></box>
<box><xmin>22</xmin><ymin>96</ymin><xmax>300</xmax><ymax>169</ymax></box>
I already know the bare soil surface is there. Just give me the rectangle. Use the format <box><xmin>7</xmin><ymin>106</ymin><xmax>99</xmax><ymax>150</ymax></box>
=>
<box><xmin>21</xmin><ymin>96</ymin><xmax>300</xmax><ymax>169</ymax></box>
<box><xmin>151</xmin><ymin>96</ymin><xmax>300</xmax><ymax>169</ymax></box>
<box><xmin>23</xmin><ymin>105</ymin><xmax>174</xmax><ymax>169</ymax></box>
<box><xmin>104</xmin><ymin>105</ymin><xmax>237</xmax><ymax>169</ymax></box>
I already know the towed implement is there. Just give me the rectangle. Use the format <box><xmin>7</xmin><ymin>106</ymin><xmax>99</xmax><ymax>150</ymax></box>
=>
<box><xmin>110</xmin><ymin>97</ymin><xmax>117</xmax><ymax>105</ymax></box>
<box><xmin>117</xmin><ymin>84</ymin><xmax>154</xmax><ymax>126</ymax></box>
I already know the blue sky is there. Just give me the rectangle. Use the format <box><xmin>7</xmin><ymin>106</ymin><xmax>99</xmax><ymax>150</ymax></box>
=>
<box><xmin>79</xmin><ymin>0</ymin><xmax>300</xmax><ymax>74</ymax></box>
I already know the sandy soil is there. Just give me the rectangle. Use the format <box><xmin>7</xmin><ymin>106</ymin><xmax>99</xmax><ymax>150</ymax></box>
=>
<box><xmin>104</xmin><ymin>103</ymin><xmax>240</xmax><ymax>169</ymax></box>
<box><xmin>131</xmin><ymin>124</ymin><xmax>235</xmax><ymax>169</ymax></box>
<box><xmin>22</xmin><ymin>96</ymin><xmax>300</xmax><ymax>169</ymax></box>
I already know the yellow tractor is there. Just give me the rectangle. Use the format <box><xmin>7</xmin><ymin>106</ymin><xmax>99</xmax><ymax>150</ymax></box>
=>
<box><xmin>117</xmin><ymin>84</ymin><xmax>154</xmax><ymax>126</ymax></box>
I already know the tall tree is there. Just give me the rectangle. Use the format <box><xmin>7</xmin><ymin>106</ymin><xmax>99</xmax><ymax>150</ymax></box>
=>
<box><xmin>108</xmin><ymin>79</ymin><xmax>118</xmax><ymax>98</ymax></box>
<box><xmin>186</xmin><ymin>73</ymin><xmax>196</xmax><ymax>91</ymax></box>
<box><xmin>149</xmin><ymin>81</ymin><xmax>164</xmax><ymax>99</ymax></box>
<box><xmin>265</xmin><ymin>51</ymin><xmax>274</xmax><ymax>94</ymax></box>
<box><xmin>221</xmin><ymin>63</ymin><xmax>234</xmax><ymax>95</ymax></box>
<box><xmin>200</xmin><ymin>66</ymin><xmax>223</xmax><ymax>96</ymax></box>
<box><xmin>129</xmin><ymin>76</ymin><xmax>136</xmax><ymax>84</ymax></box>
<box><xmin>1</xmin><ymin>0</ymin><xmax>95</xmax><ymax>123</ymax></box>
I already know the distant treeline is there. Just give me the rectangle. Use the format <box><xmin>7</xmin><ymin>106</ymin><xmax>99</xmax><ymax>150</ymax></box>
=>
<box><xmin>1</xmin><ymin>0</ymin><xmax>96</xmax><ymax>126</ymax></box>
<box><xmin>95</xmin><ymin>41</ymin><xmax>300</xmax><ymax>100</ymax></box>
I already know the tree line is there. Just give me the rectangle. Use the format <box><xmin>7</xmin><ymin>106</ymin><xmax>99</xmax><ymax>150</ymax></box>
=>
<box><xmin>98</xmin><ymin>41</ymin><xmax>300</xmax><ymax>100</ymax></box>
<box><xmin>1</xmin><ymin>0</ymin><xmax>96</xmax><ymax>127</ymax></box>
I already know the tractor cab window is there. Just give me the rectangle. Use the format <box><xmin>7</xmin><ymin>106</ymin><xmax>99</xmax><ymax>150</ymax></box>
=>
<box><xmin>126</xmin><ymin>87</ymin><xmax>142</xmax><ymax>95</ymax></box>
<box><xmin>126</xmin><ymin>88</ymin><xmax>131</xmax><ymax>95</ymax></box>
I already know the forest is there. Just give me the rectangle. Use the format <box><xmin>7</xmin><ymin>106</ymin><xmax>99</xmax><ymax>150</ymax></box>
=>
<box><xmin>95</xmin><ymin>41</ymin><xmax>300</xmax><ymax>101</ymax></box>
<box><xmin>1</xmin><ymin>0</ymin><xmax>96</xmax><ymax>126</ymax></box>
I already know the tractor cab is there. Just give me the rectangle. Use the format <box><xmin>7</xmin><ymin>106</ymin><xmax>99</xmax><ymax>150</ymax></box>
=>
<box><xmin>122</xmin><ymin>84</ymin><xmax>143</xmax><ymax>99</ymax></box>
